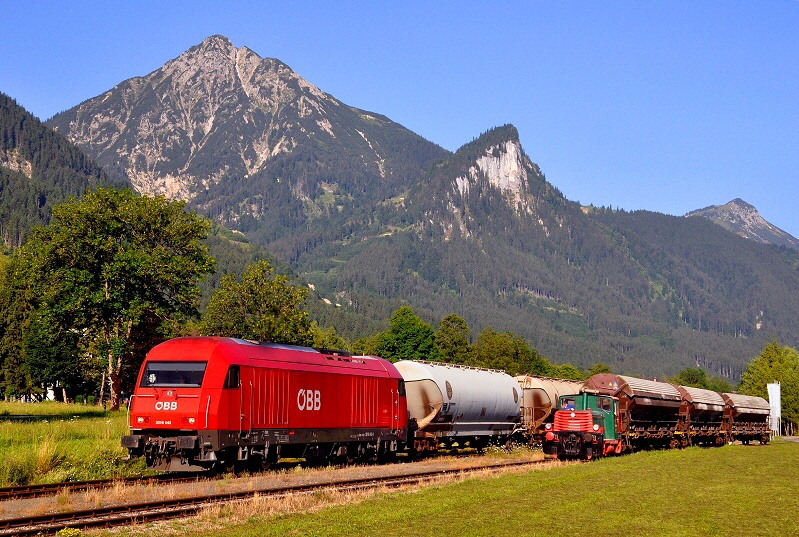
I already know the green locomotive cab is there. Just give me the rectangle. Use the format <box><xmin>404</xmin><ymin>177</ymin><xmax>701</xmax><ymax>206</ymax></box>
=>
<box><xmin>542</xmin><ymin>393</ymin><xmax>618</xmax><ymax>460</ymax></box>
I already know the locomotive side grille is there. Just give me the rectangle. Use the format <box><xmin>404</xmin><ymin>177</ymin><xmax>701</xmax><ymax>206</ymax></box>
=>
<box><xmin>351</xmin><ymin>377</ymin><xmax>379</xmax><ymax>426</ymax></box>
<box><xmin>253</xmin><ymin>368</ymin><xmax>289</xmax><ymax>426</ymax></box>
<box><xmin>553</xmin><ymin>410</ymin><xmax>593</xmax><ymax>432</ymax></box>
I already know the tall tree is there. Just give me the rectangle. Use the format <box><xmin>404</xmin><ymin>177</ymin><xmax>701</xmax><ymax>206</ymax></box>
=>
<box><xmin>670</xmin><ymin>367</ymin><xmax>710</xmax><ymax>389</ymax></box>
<box><xmin>738</xmin><ymin>339</ymin><xmax>799</xmax><ymax>426</ymax></box>
<box><xmin>17</xmin><ymin>188</ymin><xmax>214</xmax><ymax>410</ymax></box>
<box><xmin>199</xmin><ymin>259</ymin><xmax>313</xmax><ymax>346</ymax></box>
<box><xmin>0</xmin><ymin>256</ymin><xmax>36</xmax><ymax>398</ymax></box>
<box><xmin>434</xmin><ymin>313</ymin><xmax>472</xmax><ymax>364</ymax></box>
<box><xmin>374</xmin><ymin>306</ymin><xmax>441</xmax><ymax>362</ymax></box>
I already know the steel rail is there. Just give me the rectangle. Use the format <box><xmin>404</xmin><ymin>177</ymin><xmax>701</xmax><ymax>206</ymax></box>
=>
<box><xmin>0</xmin><ymin>460</ymin><xmax>542</xmax><ymax>536</ymax></box>
<box><xmin>0</xmin><ymin>473</ymin><xmax>206</xmax><ymax>501</ymax></box>
<box><xmin>0</xmin><ymin>451</ymin><xmax>481</xmax><ymax>501</ymax></box>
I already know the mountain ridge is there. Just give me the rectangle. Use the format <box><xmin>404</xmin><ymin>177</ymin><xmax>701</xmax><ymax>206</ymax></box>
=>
<box><xmin>47</xmin><ymin>35</ymin><xmax>448</xmax><ymax>211</ymax></box>
<box><xmin>0</xmin><ymin>92</ymin><xmax>127</xmax><ymax>247</ymax></box>
<box><xmin>686</xmin><ymin>198</ymin><xmax>799</xmax><ymax>251</ymax></box>
<box><xmin>32</xmin><ymin>36</ymin><xmax>799</xmax><ymax>381</ymax></box>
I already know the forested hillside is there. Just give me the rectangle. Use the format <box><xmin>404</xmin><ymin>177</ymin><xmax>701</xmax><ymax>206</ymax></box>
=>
<box><xmin>0</xmin><ymin>93</ymin><xmax>126</xmax><ymax>247</ymax></box>
<box><xmin>299</xmin><ymin>126</ymin><xmax>799</xmax><ymax>380</ymax></box>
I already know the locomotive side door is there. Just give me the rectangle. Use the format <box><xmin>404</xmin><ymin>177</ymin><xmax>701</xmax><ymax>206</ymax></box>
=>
<box><xmin>224</xmin><ymin>365</ymin><xmax>251</xmax><ymax>438</ymax></box>
<box><xmin>238</xmin><ymin>366</ymin><xmax>252</xmax><ymax>438</ymax></box>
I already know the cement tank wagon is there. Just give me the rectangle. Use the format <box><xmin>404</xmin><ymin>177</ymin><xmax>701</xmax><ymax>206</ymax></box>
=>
<box><xmin>394</xmin><ymin>361</ymin><xmax>520</xmax><ymax>451</ymax></box>
<box><xmin>515</xmin><ymin>375</ymin><xmax>584</xmax><ymax>441</ymax></box>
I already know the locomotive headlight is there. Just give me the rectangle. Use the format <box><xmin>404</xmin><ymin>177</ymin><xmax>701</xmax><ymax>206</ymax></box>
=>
<box><xmin>135</xmin><ymin>416</ymin><xmax>150</xmax><ymax>424</ymax></box>
<box><xmin>593</xmin><ymin>424</ymin><xmax>600</xmax><ymax>431</ymax></box>
<box><xmin>188</xmin><ymin>417</ymin><xmax>195</xmax><ymax>424</ymax></box>
<box><xmin>545</xmin><ymin>423</ymin><xmax>552</xmax><ymax>430</ymax></box>
<box><xmin>180</xmin><ymin>416</ymin><xmax>196</xmax><ymax>425</ymax></box>
<box><xmin>570</xmin><ymin>412</ymin><xmax>576</xmax><ymax>418</ymax></box>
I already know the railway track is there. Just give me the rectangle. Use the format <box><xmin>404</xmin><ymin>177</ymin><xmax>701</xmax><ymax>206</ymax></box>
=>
<box><xmin>0</xmin><ymin>460</ymin><xmax>543</xmax><ymax>536</ymax></box>
<box><xmin>0</xmin><ymin>472</ymin><xmax>208</xmax><ymax>501</ymax></box>
<box><xmin>0</xmin><ymin>451</ymin><xmax>483</xmax><ymax>501</ymax></box>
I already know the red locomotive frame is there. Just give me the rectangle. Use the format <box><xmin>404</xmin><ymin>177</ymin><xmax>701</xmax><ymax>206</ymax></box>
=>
<box><xmin>122</xmin><ymin>337</ymin><xmax>408</xmax><ymax>471</ymax></box>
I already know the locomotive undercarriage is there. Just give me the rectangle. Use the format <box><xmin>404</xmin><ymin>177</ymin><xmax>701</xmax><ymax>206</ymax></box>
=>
<box><xmin>544</xmin><ymin>431</ymin><xmax>605</xmax><ymax>460</ymax></box>
<box><xmin>123</xmin><ymin>427</ymin><xmax>407</xmax><ymax>472</ymax></box>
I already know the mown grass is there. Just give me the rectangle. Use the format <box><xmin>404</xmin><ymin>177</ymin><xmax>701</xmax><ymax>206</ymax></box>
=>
<box><xmin>0</xmin><ymin>402</ymin><xmax>147</xmax><ymax>485</ymax></box>
<box><xmin>185</xmin><ymin>441</ymin><xmax>798</xmax><ymax>537</ymax></box>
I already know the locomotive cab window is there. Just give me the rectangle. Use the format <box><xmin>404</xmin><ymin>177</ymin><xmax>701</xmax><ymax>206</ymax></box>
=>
<box><xmin>140</xmin><ymin>361</ymin><xmax>207</xmax><ymax>387</ymax></box>
<box><xmin>223</xmin><ymin>365</ymin><xmax>240</xmax><ymax>389</ymax></box>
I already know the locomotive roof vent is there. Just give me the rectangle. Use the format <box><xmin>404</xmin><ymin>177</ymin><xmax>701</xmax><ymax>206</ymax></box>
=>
<box><xmin>317</xmin><ymin>348</ymin><xmax>352</xmax><ymax>357</ymax></box>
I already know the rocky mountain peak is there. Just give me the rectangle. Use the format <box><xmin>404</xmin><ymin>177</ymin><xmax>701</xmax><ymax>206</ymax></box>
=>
<box><xmin>453</xmin><ymin>125</ymin><xmax>545</xmax><ymax>210</ymax></box>
<box><xmin>46</xmin><ymin>36</ymin><xmax>341</xmax><ymax>199</ymax></box>
<box><xmin>46</xmin><ymin>36</ymin><xmax>449</xmax><ymax>239</ymax></box>
<box><xmin>686</xmin><ymin>198</ymin><xmax>799</xmax><ymax>251</ymax></box>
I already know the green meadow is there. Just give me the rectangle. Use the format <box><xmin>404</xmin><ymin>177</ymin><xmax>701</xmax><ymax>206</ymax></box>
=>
<box><xmin>1</xmin><ymin>403</ymin><xmax>795</xmax><ymax>537</ymax></box>
<box><xmin>0</xmin><ymin>402</ymin><xmax>143</xmax><ymax>485</ymax></box>
<box><xmin>192</xmin><ymin>441</ymin><xmax>797</xmax><ymax>537</ymax></box>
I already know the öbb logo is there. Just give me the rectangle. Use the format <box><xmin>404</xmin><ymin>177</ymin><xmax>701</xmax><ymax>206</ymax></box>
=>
<box><xmin>297</xmin><ymin>389</ymin><xmax>321</xmax><ymax>411</ymax></box>
<box><xmin>155</xmin><ymin>401</ymin><xmax>178</xmax><ymax>410</ymax></box>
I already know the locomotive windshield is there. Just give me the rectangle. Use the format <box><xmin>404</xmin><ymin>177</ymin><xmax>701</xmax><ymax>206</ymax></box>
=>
<box><xmin>140</xmin><ymin>361</ymin><xmax>207</xmax><ymax>387</ymax></box>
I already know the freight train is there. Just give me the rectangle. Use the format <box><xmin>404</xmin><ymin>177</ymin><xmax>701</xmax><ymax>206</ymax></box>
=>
<box><xmin>541</xmin><ymin>374</ymin><xmax>771</xmax><ymax>460</ymax></box>
<box><xmin>123</xmin><ymin>337</ymin><xmax>553</xmax><ymax>471</ymax></box>
<box><xmin>122</xmin><ymin>337</ymin><xmax>771</xmax><ymax>471</ymax></box>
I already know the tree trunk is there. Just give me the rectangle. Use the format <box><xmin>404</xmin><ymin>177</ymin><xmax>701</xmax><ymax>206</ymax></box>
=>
<box><xmin>109</xmin><ymin>372</ymin><xmax>122</xmax><ymax>412</ymax></box>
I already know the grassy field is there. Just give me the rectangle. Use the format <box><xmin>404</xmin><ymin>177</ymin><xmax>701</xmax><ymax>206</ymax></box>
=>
<box><xmin>0</xmin><ymin>401</ymin><xmax>144</xmax><ymax>485</ymax></box>
<box><xmin>2</xmin><ymin>404</ymin><xmax>796</xmax><ymax>536</ymax></box>
<box><xmin>169</xmin><ymin>441</ymin><xmax>796</xmax><ymax>537</ymax></box>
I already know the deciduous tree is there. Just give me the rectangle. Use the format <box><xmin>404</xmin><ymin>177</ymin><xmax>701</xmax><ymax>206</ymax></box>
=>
<box><xmin>199</xmin><ymin>260</ymin><xmax>313</xmax><ymax>346</ymax></box>
<box><xmin>739</xmin><ymin>338</ymin><xmax>799</xmax><ymax>426</ymax></box>
<box><xmin>374</xmin><ymin>306</ymin><xmax>441</xmax><ymax>362</ymax></box>
<box><xmin>18</xmin><ymin>188</ymin><xmax>214</xmax><ymax>410</ymax></box>
<box><xmin>434</xmin><ymin>313</ymin><xmax>471</xmax><ymax>364</ymax></box>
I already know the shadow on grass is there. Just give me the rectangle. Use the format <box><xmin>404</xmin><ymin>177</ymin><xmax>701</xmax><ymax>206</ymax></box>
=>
<box><xmin>0</xmin><ymin>410</ymin><xmax>110</xmax><ymax>421</ymax></box>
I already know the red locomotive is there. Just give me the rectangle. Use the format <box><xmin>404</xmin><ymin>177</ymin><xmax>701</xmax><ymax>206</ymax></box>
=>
<box><xmin>122</xmin><ymin>337</ymin><xmax>408</xmax><ymax>471</ymax></box>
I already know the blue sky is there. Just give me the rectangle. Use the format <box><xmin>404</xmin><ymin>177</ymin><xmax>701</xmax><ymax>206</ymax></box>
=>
<box><xmin>3</xmin><ymin>1</ymin><xmax>798</xmax><ymax>236</ymax></box>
